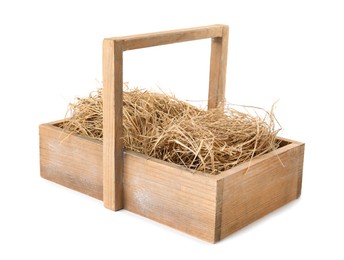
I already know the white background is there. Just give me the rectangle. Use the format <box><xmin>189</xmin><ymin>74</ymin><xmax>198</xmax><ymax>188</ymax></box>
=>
<box><xmin>1</xmin><ymin>0</ymin><xmax>343</xmax><ymax>259</ymax></box>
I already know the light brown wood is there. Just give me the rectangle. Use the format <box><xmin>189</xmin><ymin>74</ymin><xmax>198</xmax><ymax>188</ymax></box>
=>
<box><xmin>102</xmin><ymin>39</ymin><xmax>124</xmax><ymax>211</ymax></box>
<box><xmin>296</xmin><ymin>145</ymin><xmax>305</xmax><ymax>198</ymax></box>
<box><xmin>208</xmin><ymin>25</ymin><xmax>229</xmax><ymax>109</ymax></box>
<box><xmin>123</xmin><ymin>152</ymin><xmax>219</xmax><ymax>242</ymax></box>
<box><xmin>110</xmin><ymin>24</ymin><xmax>224</xmax><ymax>51</ymax></box>
<box><xmin>217</xmin><ymin>141</ymin><xmax>305</xmax><ymax>240</ymax></box>
<box><xmin>40</xmin><ymin>122</ymin><xmax>304</xmax><ymax>243</ymax></box>
<box><xmin>214</xmin><ymin>179</ymin><xmax>224</xmax><ymax>242</ymax></box>
<box><xmin>40</xmin><ymin>123</ymin><xmax>219</xmax><ymax>242</ymax></box>
<box><xmin>39</xmin><ymin>123</ymin><xmax>103</xmax><ymax>200</ymax></box>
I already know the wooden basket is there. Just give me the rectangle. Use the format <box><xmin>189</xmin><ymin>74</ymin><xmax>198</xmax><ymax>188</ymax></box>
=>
<box><xmin>39</xmin><ymin>25</ymin><xmax>305</xmax><ymax>243</ymax></box>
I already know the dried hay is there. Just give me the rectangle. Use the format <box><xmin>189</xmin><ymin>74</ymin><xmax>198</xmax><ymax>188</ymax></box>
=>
<box><xmin>61</xmin><ymin>88</ymin><xmax>280</xmax><ymax>174</ymax></box>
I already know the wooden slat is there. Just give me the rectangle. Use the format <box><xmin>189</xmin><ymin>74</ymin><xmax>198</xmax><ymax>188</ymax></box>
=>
<box><xmin>110</xmin><ymin>25</ymin><xmax>224</xmax><ymax>51</ymax></box>
<box><xmin>296</xmin><ymin>144</ymin><xmax>305</xmax><ymax>198</ymax></box>
<box><xmin>39</xmin><ymin>124</ymin><xmax>103</xmax><ymax>200</ymax></box>
<box><xmin>214</xmin><ymin>179</ymin><xmax>224</xmax><ymax>242</ymax></box>
<box><xmin>102</xmin><ymin>39</ymin><xmax>124</xmax><ymax>211</ymax></box>
<box><xmin>218</xmin><ymin>142</ymin><xmax>305</xmax><ymax>240</ymax></box>
<box><xmin>123</xmin><ymin>151</ymin><xmax>219</xmax><ymax>243</ymax></box>
<box><xmin>208</xmin><ymin>25</ymin><xmax>229</xmax><ymax>109</ymax></box>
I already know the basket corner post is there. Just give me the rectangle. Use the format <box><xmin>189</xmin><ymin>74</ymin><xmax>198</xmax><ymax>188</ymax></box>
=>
<box><xmin>296</xmin><ymin>142</ymin><xmax>305</xmax><ymax>199</ymax></box>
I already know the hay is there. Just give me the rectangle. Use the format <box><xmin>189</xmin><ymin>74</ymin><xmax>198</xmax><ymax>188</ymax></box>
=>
<box><xmin>61</xmin><ymin>88</ymin><xmax>280</xmax><ymax>174</ymax></box>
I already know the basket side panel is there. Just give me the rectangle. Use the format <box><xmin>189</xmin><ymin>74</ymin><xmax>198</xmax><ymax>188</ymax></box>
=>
<box><xmin>123</xmin><ymin>152</ymin><xmax>218</xmax><ymax>243</ymax></box>
<box><xmin>39</xmin><ymin>124</ymin><xmax>103</xmax><ymax>200</ymax></box>
<box><xmin>220</xmin><ymin>142</ymin><xmax>305</xmax><ymax>239</ymax></box>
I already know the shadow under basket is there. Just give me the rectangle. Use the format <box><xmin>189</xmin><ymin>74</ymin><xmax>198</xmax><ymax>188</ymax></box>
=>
<box><xmin>39</xmin><ymin>25</ymin><xmax>305</xmax><ymax>243</ymax></box>
<box><xmin>40</xmin><ymin>121</ymin><xmax>304</xmax><ymax>243</ymax></box>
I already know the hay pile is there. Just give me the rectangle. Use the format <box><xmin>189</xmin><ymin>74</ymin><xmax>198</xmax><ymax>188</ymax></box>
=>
<box><xmin>61</xmin><ymin>88</ymin><xmax>280</xmax><ymax>174</ymax></box>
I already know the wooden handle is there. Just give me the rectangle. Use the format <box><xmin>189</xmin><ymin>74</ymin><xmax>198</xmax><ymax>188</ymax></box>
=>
<box><xmin>109</xmin><ymin>24</ymin><xmax>224</xmax><ymax>50</ymax></box>
<box><xmin>102</xmin><ymin>24</ymin><xmax>229</xmax><ymax>211</ymax></box>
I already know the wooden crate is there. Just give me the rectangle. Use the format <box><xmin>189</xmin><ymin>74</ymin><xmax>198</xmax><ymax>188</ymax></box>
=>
<box><xmin>39</xmin><ymin>25</ymin><xmax>305</xmax><ymax>243</ymax></box>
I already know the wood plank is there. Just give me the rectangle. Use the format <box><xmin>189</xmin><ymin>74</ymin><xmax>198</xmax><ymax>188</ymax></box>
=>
<box><xmin>102</xmin><ymin>39</ymin><xmax>124</xmax><ymax>211</ymax></box>
<box><xmin>296</xmin><ymin>144</ymin><xmax>305</xmax><ymax>198</ymax></box>
<box><xmin>214</xmin><ymin>179</ymin><xmax>224</xmax><ymax>242</ymax></box>
<box><xmin>123</xmin><ymin>151</ymin><xmax>219</xmax><ymax>243</ymax></box>
<box><xmin>219</xmin><ymin>142</ymin><xmax>305</xmax><ymax>239</ymax></box>
<box><xmin>110</xmin><ymin>25</ymin><xmax>224</xmax><ymax>51</ymax></box>
<box><xmin>39</xmin><ymin>124</ymin><xmax>103</xmax><ymax>200</ymax></box>
<box><xmin>208</xmin><ymin>25</ymin><xmax>229</xmax><ymax>109</ymax></box>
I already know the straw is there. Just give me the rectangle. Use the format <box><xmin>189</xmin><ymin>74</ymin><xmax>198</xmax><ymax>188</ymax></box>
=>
<box><xmin>61</xmin><ymin>88</ymin><xmax>280</xmax><ymax>174</ymax></box>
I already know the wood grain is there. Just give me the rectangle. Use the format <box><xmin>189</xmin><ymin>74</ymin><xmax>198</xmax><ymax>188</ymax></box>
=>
<box><xmin>217</xmin><ymin>142</ymin><xmax>305</xmax><ymax>240</ymax></box>
<box><xmin>39</xmin><ymin>123</ymin><xmax>103</xmax><ymax>200</ymax></box>
<box><xmin>109</xmin><ymin>24</ymin><xmax>224</xmax><ymax>51</ymax></box>
<box><xmin>214</xmin><ymin>179</ymin><xmax>224</xmax><ymax>242</ymax></box>
<box><xmin>296</xmin><ymin>144</ymin><xmax>305</xmax><ymax>198</ymax></box>
<box><xmin>40</xmin><ymin>123</ymin><xmax>304</xmax><ymax>242</ymax></box>
<box><xmin>40</xmin><ymin>123</ymin><xmax>220</xmax><ymax>242</ymax></box>
<box><xmin>122</xmin><ymin>151</ymin><xmax>219</xmax><ymax>243</ymax></box>
<box><xmin>102</xmin><ymin>39</ymin><xmax>124</xmax><ymax>211</ymax></box>
<box><xmin>208</xmin><ymin>25</ymin><xmax>229</xmax><ymax>110</ymax></box>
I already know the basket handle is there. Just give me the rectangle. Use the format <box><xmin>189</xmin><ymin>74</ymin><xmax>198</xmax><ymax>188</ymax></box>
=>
<box><xmin>103</xmin><ymin>24</ymin><xmax>229</xmax><ymax>210</ymax></box>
